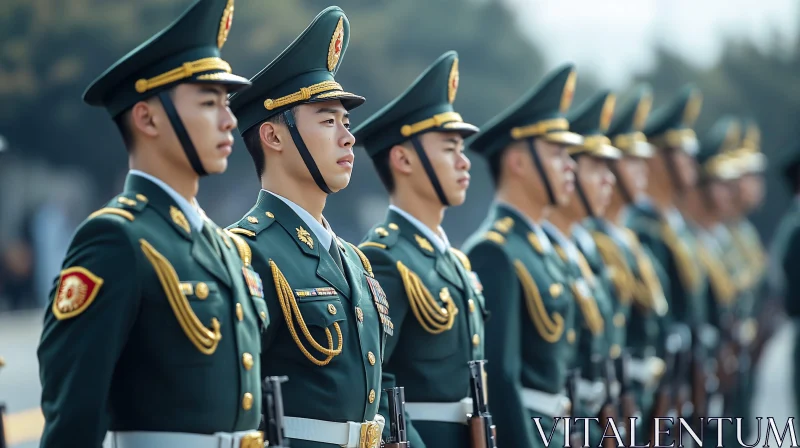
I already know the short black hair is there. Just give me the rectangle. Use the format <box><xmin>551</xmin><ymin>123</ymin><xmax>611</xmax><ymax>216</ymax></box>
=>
<box><xmin>242</xmin><ymin>112</ymin><xmax>286</xmax><ymax>180</ymax></box>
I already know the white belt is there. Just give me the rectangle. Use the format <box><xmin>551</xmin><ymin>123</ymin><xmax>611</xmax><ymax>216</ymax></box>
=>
<box><xmin>405</xmin><ymin>397</ymin><xmax>473</xmax><ymax>424</ymax></box>
<box><xmin>283</xmin><ymin>415</ymin><xmax>385</xmax><ymax>448</ymax></box>
<box><xmin>576</xmin><ymin>379</ymin><xmax>605</xmax><ymax>415</ymax></box>
<box><xmin>520</xmin><ymin>388</ymin><xmax>571</xmax><ymax>418</ymax></box>
<box><xmin>628</xmin><ymin>356</ymin><xmax>666</xmax><ymax>387</ymax></box>
<box><xmin>106</xmin><ymin>430</ymin><xmax>263</xmax><ymax>448</ymax></box>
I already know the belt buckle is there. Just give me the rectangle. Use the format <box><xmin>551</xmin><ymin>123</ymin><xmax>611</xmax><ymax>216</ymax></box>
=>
<box><xmin>359</xmin><ymin>421</ymin><xmax>381</xmax><ymax>448</ymax></box>
<box><xmin>239</xmin><ymin>431</ymin><xmax>264</xmax><ymax>448</ymax></box>
<box><xmin>561</xmin><ymin>398</ymin><xmax>572</xmax><ymax>417</ymax></box>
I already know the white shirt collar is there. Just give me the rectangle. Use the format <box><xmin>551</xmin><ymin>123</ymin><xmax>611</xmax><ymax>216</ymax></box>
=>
<box><xmin>129</xmin><ymin>170</ymin><xmax>204</xmax><ymax>232</ymax></box>
<box><xmin>263</xmin><ymin>190</ymin><xmax>334</xmax><ymax>251</ymax></box>
<box><xmin>389</xmin><ymin>205</ymin><xmax>450</xmax><ymax>253</ymax></box>
<box><xmin>541</xmin><ymin>220</ymin><xmax>580</xmax><ymax>260</ymax></box>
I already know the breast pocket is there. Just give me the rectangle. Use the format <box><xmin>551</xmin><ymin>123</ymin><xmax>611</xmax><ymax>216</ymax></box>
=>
<box><xmin>289</xmin><ymin>296</ymin><xmax>347</xmax><ymax>366</ymax></box>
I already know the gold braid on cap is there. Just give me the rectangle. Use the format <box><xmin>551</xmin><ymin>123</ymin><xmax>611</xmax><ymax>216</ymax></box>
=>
<box><xmin>263</xmin><ymin>81</ymin><xmax>342</xmax><ymax>110</ymax></box>
<box><xmin>400</xmin><ymin>112</ymin><xmax>464</xmax><ymax>137</ymax></box>
<box><xmin>135</xmin><ymin>57</ymin><xmax>232</xmax><ymax>93</ymax></box>
<box><xmin>510</xmin><ymin>118</ymin><xmax>569</xmax><ymax>140</ymax></box>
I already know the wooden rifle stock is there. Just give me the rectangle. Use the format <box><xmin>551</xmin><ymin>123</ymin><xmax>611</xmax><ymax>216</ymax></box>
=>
<box><xmin>467</xmin><ymin>360</ymin><xmax>497</xmax><ymax>448</ymax></box>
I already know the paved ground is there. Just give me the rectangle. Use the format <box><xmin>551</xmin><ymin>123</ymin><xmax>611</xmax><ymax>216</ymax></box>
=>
<box><xmin>2</xmin><ymin>309</ymin><xmax>798</xmax><ymax>447</ymax></box>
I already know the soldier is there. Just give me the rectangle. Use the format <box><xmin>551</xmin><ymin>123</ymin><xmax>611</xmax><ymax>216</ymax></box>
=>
<box><xmin>542</xmin><ymin>90</ymin><xmax>622</xmax><ymax>446</ymax></box>
<box><xmin>595</xmin><ymin>86</ymin><xmax>669</xmax><ymax>436</ymax></box>
<box><xmin>461</xmin><ymin>64</ymin><xmax>583</xmax><ymax>448</ymax></box>
<box><xmin>225</xmin><ymin>8</ymin><xmax>389</xmax><ymax>448</ymax></box>
<box><xmin>36</xmin><ymin>1</ymin><xmax>268</xmax><ymax>447</ymax></box>
<box><xmin>351</xmin><ymin>52</ymin><xmax>487</xmax><ymax>448</ymax></box>
<box><xmin>627</xmin><ymin>85</ymin><xmax>711</xmax><ymax>430</ymax></box>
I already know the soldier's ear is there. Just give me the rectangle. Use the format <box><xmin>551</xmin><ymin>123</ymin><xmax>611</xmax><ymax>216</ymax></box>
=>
<box><xmin>130</xmin><ymin>99</ymin><xmax>159</xmax><ymax>139</ymax></box>
<box><xmin>259</xmin><ymin>121</ymin><xmax>283</xmax><ymax>154</ymax></box>
<box><xmin>389</xmin><ymin>143</ymin><xmax>414</xmax><ymax>176</ymax></box>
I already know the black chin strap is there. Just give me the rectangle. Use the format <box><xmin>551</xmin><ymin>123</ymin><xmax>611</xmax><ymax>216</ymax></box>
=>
<box><xmin>283</xmin><ymin>109</ymin><xmax>333</xmax><ymax>194</ymax></box>
<box><xmin>574</xmin><ymin>168</ymin><xmax>596</xmax><ymax>218</ymax></box>
<box><xmin>526</xmin><ymin>138</ymin><xmax>557</xmax><ymax>206</ymax></box>
<box><xmin>410</xmin><ymin>135</ymin><xmax>450</xmax><ymax>206</ymax></box>
<box><xmin>158</xmin><ymin>91</ymin><xmax>207</xmax><ymax>176</ymax></box>
<box><xmin>609</xmin><ymin>162</ymin><xmax>634</xmax><ymax>205</ymax></box>
<box><xmin>662</xmin><ymin>147</ymin><xmax>685</xmax><ymax>198</ymax></box>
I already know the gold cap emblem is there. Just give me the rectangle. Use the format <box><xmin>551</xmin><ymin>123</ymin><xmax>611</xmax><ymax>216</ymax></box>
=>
<box><xmin>633</xmin><ymin>93</ymin><xmax>652</xmax><ymax>131</ymax></box>
<box><xmin>599</xmin><ymin>94</ymin><xmax>616</xmax><ymax>132</ymax></box>
<box><xmin>560</xmin><ymin>70</ymin><xmax>577</xmax><ymax>114</ymax></box>
<box><xmin>448</xmin><ymin>58</ymin><xmax>459</xmax><ymax>104</ymax></box>
<box><xmin>218</xmin><ymin>0</ymin><xmax>235</xmax><ymax>49</ymax></box>
<box><xmin>327</xmin><ymin>17</ymin><xmax>345</xmax><ymax>72</ymax></box>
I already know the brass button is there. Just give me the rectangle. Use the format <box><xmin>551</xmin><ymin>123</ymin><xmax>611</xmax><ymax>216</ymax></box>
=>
<box><xmin>195</xmin><ymin>282</ymin><xmax>209</xmax><ymax>300</ymax></box>
<box><xmin>468</xmin><ymin>299</ymin><xmax>476</xmax><ymax>313</ymax></box>
<box><xmin>260</xmin><ymin>311</ymin><xmax>267</xmax><ymax>320</ymax></box>
<box><xmin>117</xmin><ymin>197</ymin><xmax>137</xmax><ymax>206</ymax></box>
<box><xmin>610</xmin><ymin>344</ymin><xmax>621</xmax><ymax>359</ymax></box>
<box><xmin>368</xmin><ymin>351</ymin><xmax>376</xmax><ymax>366</ymax></box>
<box><xmin>472</xmin><ymin>334</ymin><xmax>480</xmax><ymax>346</ymax></box>
<box><xmin>375</xmin><ymin>227</ymin><xmax>389</xmax><ymax>237</ymax></box>
<box><xmin>567</xmin><ymin>329</ymin><xmax>576</xmax><ymax>344</ymax></box>
<box><xmin>388</xmin><ymin>223</ymin><xmax>399</xmax><ymax>230</ymax></box>
<box><xmin>247</xmin><ymin>216</ymin><xmax>259</xmax><ymax>224</ymax></box>
<box><xmin>613</xmin><ymin>313</ymin><xmax>625</xmax><ymax>328</ymax></box>
<box><xmin>327</xmin><ymin>304</ymin><xmax>337</xmax><ymax>315</ymax></box>
<box><xmin>368</xmin><ymin>389</ymin><xmax>376</xmax><ymax>403</ymax></box>
<box><xmin>265</xmin><ymin>211</ymin><xmax>274</xmax><ymax>219</ymax></box>
<box><xmin>135</xmin><ymin>194</ymin><xmax>148</xmax><ymax>202</ymax></box>
<box><xmin>549</xmin><ymin>284</ymin><xmax>562</xmax><ymax>298</ymax></box>
<box><xmin>356</xmin><ymin>307</ymin><xmax>364</xmax><ymax>322</ymax></box>
<box><xmin>242</xmin><ymin>352</ymin><xmax>254</xmax><ymax>370</ymax></box>
<box><xmin>242</xmin><ymin>392</ymin><xmax>253</xmax><ymax>410</ymax></box>
<box><xmin>236</xmin><ymin>303</ymin><xmax>244</xmax><ymax>321</ymax></box>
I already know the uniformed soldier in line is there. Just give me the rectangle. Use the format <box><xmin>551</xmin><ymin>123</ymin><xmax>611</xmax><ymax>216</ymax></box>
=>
<box><xmin>461</xmin><ymin>64</ymin><xmax>583</xmax><ymax>448</ymax></box>
<box><xmin>225</xmin><ymin>8</ymin><xmax>390</xmax><ymax>448</ymax></box>
<box><xmin>37</xmin><ymin>1</ymin><xmax>269</xmax><ymax>447</ymax></box>
<box><xmin>543</xmin><ymin>90</ymin><xmax>625</xmax><ymax>446</ymax></box>
<box><xmin>351</xmin><ymin>52</ymin><xmax>487</xmax><ymax>448</ymax></box>
<box><xmin>590</xmin><ymin>86</ymin><xmax>670</xmax><ymax>439</ymax></box>
<box><xmin>626</xmin><ymin>84</ymin><xmax>712</xmax><ymax>426</ymax></box>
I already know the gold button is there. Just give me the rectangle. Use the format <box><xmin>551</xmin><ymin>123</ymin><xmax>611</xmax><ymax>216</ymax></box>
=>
<box><xmin>356</xmin><ymin>307</ymin><xmax>364</xmax><ymax>322</ymax></box>
<box><xmin>388</xmin><ymin>223</ymin><xmax>399</xmax><ymax>230</ymax></box>
<box><xmin>242</xmin><ymin>352</ymin><xmax>254</xmax><ymax>370</ymax></box>
<box><xmin>375</xmin><ymin>227</ymin><xmax>389</xmax><ymax>237</ymax></box>
<box><xmin>260</xmin><ymin>311</ymin><xmax>267</xmax><ymax>320</ymax></box>
<box><xmin>610</xmin><ymin>344</ymin><xmax>621</xmax><ymax>359</ymax></box>
<box><xmin>472</xmin><ymin>334</ymin><xmax>480</xmax><ymax>346</ymax></box>
<box><xmin>195</xmin><ymin>282</ymin><xmax>209</xmax><ymax>300</ymax></box>
<box><xmin>265</xmin><ymin>211</ymin><xmax>274</xmax><ymax>219</ymax></box>
<box><xmin>368</xmin><ymin>389</ymin><xmax>376</xmax><ymax>403</ymax></box>
<box><xmin>613</xmin><ymin>313</ymin><xmax>625</xmax><ymax>328</ymax></box>
<box><xmin>567</xmin><ymin>329</ymin><xmax>576</xmax><ymax>344</ymax></box>
<box><xmin>236</xmin><ymin>303</ymin><xmax>244</xmax><ymax>321</ymax></box>
<box><xmin>368</xmin><ymin>351</ymin><xmax>376</xmax><ymax>366</ymax></box>
<box><xmin>242</xmin><ymin>393</ymin><xmax>253</xmax><ymax>410</ymax></box>
<box><xmin>468</xmin><ymin>299</ymin><xmax>476</xmax><ymax>313</ymax></box>
<box><xmin>549</xmin><ymin>284</ymin><xmax>562</xmax><ymax>298</ymax></box>
<box><xmin>327</xmin><ymin>303</ymin><xmax>337</xmax><ymax>315</ymax></box>
<box><xmin>247</xmin><ymin>216</ymin><xmax>258</xmax><ymax>224</ymax></box>
<box><xmin>135</xmin><ymin>194</ymin><xmax>148</xmax><ymax>202</ymax></box>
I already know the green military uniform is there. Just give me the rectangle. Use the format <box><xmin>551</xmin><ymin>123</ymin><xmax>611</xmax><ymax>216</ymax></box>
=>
<box><xmin>226</xmin><ymin>8</ymin><xmax>389</xmax><ymax>448</ymax></box>
<box><xmin>462</xmin><ymin>64</ymin><xmax>584</xmax><ymax>448</ymax></box>
<box><xmin>37</xmin><ymin>1</ymin><xmax>267</xmax><ymax>447</ymax></box>
<box><xmin>350</xmin><ymin>52</ymin><xmax>487</xmax><ymax>448</ymax></box>
<box><xmin>588</xmin><ymin>86</ymin><xmax>669</xmax><ymax>419</ymax></box>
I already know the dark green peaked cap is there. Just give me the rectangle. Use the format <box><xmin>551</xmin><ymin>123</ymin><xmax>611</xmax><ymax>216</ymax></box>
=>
<box><xmin>230</xmin><ymin>6</ymin><xmax>365</xmax><ymax>134</ymax></box>
<box><xmin>83</xmin><ymin>0</ymin><xmax>250</xmax><ymax>118</ymax></box>
<box><xmin>606</xmin><ymin>85</ymin><xmax>655</xmax><ymax>158</ymax></box>
<box><xmin>644</xmin><ymin>84</ymin><xmax>702</xmax><ymax>154</ymax></box>
<box><xmin>566</xmin><ymin>90</ymin><xmax>621</xmax><ymax>160</ymax></box>
<box><xmin>352</xmin><ymin>51</ymin><xmax>479</xmax><ymax>157</ymax></box>
<box><xmin>467</xmin><ymin>63</ymin><xmax>584</xmax><ymax>158</ymax></box>
<box><xmin>696</xmin><ymin>115</ymin><xmax>742</xmax><ymax>181</ymax></box>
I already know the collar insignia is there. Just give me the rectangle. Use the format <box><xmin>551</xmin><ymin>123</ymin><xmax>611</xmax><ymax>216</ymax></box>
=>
<box><xmin>297</xmin><ymin>226</ymin><xmax>314</xmax><ymax>249</ymax></box>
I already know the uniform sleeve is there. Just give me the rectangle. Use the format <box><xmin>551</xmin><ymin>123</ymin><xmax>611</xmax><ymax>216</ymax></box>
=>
<box><xmin>360</xmin><ymin>246</ymin><xmax>426</xmax><ymax>448</ymax></box>
<box><xmin>37</xmin><ymin>216</ymin><xmax>141</xmax><ymax>448</ymax></box>
<box><xmin>467</xmin><ymin>241</ymin><xmax>538</xmax><ymax>448</ymax></box>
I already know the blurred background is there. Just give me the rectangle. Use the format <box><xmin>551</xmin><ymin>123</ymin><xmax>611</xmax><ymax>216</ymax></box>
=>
<box><xmin>1</xmin><ymin>0</ymin><xmax>799</xmax><ymax>445</ymax></box>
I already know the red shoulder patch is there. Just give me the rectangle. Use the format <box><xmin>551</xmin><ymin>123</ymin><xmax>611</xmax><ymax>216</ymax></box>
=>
<box><xmin>52</xmin><ymin>267</ymin><xmax>104</xmax><ymax>320</ymax></box>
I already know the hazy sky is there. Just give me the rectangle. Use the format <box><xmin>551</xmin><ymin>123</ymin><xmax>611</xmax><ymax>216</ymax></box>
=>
<box><xmin>506</xmin><ymin>0</ymin><xmax>799</xmax><ymax>88</ymax></box>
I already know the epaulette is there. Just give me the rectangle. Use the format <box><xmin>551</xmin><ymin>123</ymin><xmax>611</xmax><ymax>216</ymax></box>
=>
<box><xmin>87</xmin><ymin>192</ymin><xmax>150</xmax><ymax>222</ymax></box>
<box><xmin>227</xmin><ymin>210</ymin><xmax>277</xmax><ymax>238</ymax></box>
<box><xmin>359</xmin><ymin>223</ymin><xmax>401</xmax><ymax>250</ymax></box>
<box><xmin>449</xmin><ymin>247</ymin><xmax>472</xmax><ymax>271</ymax></box>
<box><xmin>482</xmin><ymin>230</ymin><xmax>506</xmax><ymax>246</ymax></box>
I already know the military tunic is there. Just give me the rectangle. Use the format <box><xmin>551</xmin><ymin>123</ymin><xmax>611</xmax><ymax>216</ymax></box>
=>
<box><xmin>228</xmin><ymin>190</ymin><xmax>389</xmax><ymax>448</ymax></box>
<box><xmin>38</xmin><ymin>174</ymin><xmax>266</xmax><ymax>448</ymax></box>
<box><xmin>462</xmin><ymin>203</ymin><xmax>578</xmax><ymax>448</ymax></box>
<box><xmin>358</xmin><ymin>207</ymin><xmax>487</xmax><ymax>448</ymax></box>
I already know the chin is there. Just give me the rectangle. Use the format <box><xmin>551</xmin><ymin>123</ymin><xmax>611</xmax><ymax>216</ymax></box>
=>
<box><xmin>204</xmin><ymin>159</ymin><xmax>228</xmax><ymax>175</ymax></box>
<box><xmin>448</xmin><ymin>193</ymin><xmax>467</xmax><ymax>207</ymax></box>
<box><xmin>327</xmin><ymin>174</ymin><xmax>352</xmax><ymax>193</ymax></box>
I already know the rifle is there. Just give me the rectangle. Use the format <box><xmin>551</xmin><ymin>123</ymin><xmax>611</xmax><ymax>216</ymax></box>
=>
<box><xmin>616</xmin><ymin>352</ymin><xmax>639</xmax><ymax>443</ymax></box>
<box><xmin>382</xmin><ymin>387</ymin><xmax>409</xmax><ymax>448</ymax></box>
<box><xmin>649</xmin><ymin>332</ymin><xmax>681</xmax><ymax>444</ymax></box>
<box><xmin>599</xmin><ymin>359</ymin><xmax>621</xmax><ymax>448</ymax></box>
<box><xmin>262</xmin><ymin>376</ymin><xmax>289</xmax><ymax>448</ymax></box>
<box><xmin>467</xmin><ymin>360</ymin><xmax>497</xmax><ymax>448</ymax></box>
<box><xmin>0</xmin><ymin>356</ymin><xmax>6</xmax><ymax>448</ymax></box>
<box><xmin>566</xmin><ymin>369</ymin><xmax>584</xmax><ymax>447</ymax></box>
<box><xmin>689</xmin><ymin>326</ymin><xmax>709</xmax><ymax>431</ymax></box>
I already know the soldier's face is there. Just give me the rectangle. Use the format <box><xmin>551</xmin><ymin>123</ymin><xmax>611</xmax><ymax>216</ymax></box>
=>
<box><xmin>738</xmin><ymin>173</ymin><xmax>765</xmax><ymax>212</ymax></box>
<box><xmin>615</xmin><ymin>156</ymin><xmax>649</xmax><ymax>200</ymax></box>
<box><xmin>170</xmin><ymin>83</ymin><xmax>237</xmax><ymax>175</ymax></box>
<box><xmin>412</xmin><ymin>131</ymin><xmax>471</xmax><ymax>206</ymax></box>
<box><xmin>707</xmin><ymin>180</ymin><xmax>734</xmax><ymax>218</ymax></box>
<box><xmin>577</xmin><ymin>156</ymin><xmax>616</xmax><ymax>216</ymax></box>
<box><xmin>291</xmin><ymin>101</ymin><xmax>355</xmax><ymax>192</ymax></box>
<box><xmin>671</xmin><ymin>149</ymin><xmax>698</xmax><ymax>189</ymax></box>
<box><xmin>535</xmin><ymin>139</ymin><xmax>576</xmax><ymax>207</ymax></box>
